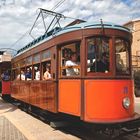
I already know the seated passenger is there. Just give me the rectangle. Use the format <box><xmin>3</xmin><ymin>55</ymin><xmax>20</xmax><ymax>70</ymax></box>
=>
<box><xmin>16</xmin><ymin>70</ymin><xmax>25</xmax><ymax>80</ymax></box>
<box><xmin>43</xmin><ymin>66</ymin><xmax>51</xmax><ymax>80</ymax></box>
<box><xmin>98</xmin><ymin>52</ymin><xmax>109</xmax><ymax>72</ymax></box>
<box><xmin>25</xmin><ymin>68</ymin><xmax>32</xmax><ymax>80</ymax></box>
<box><xmin>1</xmin><ymin>70</ymin><xmax>10</xmax><ymax>81</ymax></box>
<box><xmin>92</xmin><ymin>52</ymin><xmax>109</xmax><ymax>73</ymax></box>
<box><xmin>116</xmin><ymin>54</ymin><xmax>124</xmax><ymax>72</ymax></box>
<box><xmin>65</xmin><ymin>52</ymin><xmax>79</xmax><ymax>76</ymax></box>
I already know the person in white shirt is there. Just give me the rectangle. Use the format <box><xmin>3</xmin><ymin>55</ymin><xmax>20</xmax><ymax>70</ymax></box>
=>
<box><xmin>65</xmin><ymin>52</ymin><xmax>79</xmax><ymax>76</ymax></box>
<box><xmin>35</xmin><ymin>68</ymin><xmax>40</xmax><ymax>80</ymax></box>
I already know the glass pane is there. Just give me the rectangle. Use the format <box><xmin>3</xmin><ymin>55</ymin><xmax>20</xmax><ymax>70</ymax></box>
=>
<box><xmin>26</xmin><ymin>56</ymin><xmax>32</xmax><ymax>65</ymax></box>
<box><xmin>115</xmin><ymin>38</ymin><xmax>130</xmax><ymax>74</ymax></box>
<box><xmin>33</xmin><ymin>54</ymin><xmax>40</xmax><ymax>63</ymax></box>
<box><xmin>87</xmin><ymin>37</ymin><xmax>110</xmax><ymax>73</ymax></box>
<box><xmin>42</xmin><ymin>50</ymin><xmax>51</xmax><ymax>60</ymax></box>
<box><xmin>20</xmin><ymin>59</ymin><xmax>26</xmax><ymax>67</ymax></box>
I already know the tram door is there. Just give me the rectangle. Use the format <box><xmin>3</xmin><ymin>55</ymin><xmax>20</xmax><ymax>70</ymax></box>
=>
<box><xmin>40</xmin><ymin>46</ymin><xmax>58</xmax><ymax>113</ymax></box>
<box><xmin>58</xmin><ymin>42</ymin><xmax>81</xmax><ymax>117</ymax></box>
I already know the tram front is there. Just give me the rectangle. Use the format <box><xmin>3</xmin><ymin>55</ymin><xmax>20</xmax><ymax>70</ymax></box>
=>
<box><xmin>83</xmin><ymin>25</ymin><xmax>138</xmax><ymax>124</ymax></box>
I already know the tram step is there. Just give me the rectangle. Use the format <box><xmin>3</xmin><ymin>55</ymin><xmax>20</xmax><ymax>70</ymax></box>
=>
<box><xmin>50</xmin><ymin>121</ymin><xmax>70</xmax><ymax>128</ymax></box>
<box><xmin>122</xmin><ymin>128</ymin><xmax>139</xmax><ymax>135</ymax></box>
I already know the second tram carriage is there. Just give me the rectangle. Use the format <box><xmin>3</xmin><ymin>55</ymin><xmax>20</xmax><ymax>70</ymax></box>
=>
<box><xmin>0</xmin><ymin>58</ymin><xmax>11</xmax><ymax>100</ymax></box>
<box><xmin>10</xmin><ymin>20</ymin><xmax>140</xmax><ymax>129</ymax></box>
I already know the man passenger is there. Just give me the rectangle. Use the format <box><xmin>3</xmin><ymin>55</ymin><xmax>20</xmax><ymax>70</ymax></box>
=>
<box><xmin>65</xmin><ymin>52</ymin><xmax>79</xmax><ymax>76</ymax></box>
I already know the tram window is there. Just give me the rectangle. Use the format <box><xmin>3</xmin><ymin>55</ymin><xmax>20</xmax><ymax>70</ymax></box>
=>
<box><xmin>87</xmin><ymin>37</ymin><xmax>110</xmax><ymax>73</ymax></box>
<box><xmin>11</xmin><ymin>70</ymin><xmax>16</xmax><ymax>81</ymax></box>
<box><xmin>60</xmin><ymin>42</ymin><xmax>80</xmax><ymax>76</ymax></box>
<box><xmin>15</xmin><ymin>69</ymin><xmax>20</xmax><ymax>80</ymax></box>
<box><xmin>19</xmin><ymin>68</ymin><xmax>25</xmax><ymax>80</ymax></box>
<box><xmin>26</xmin><ymin>56</ymin><xmax>32</xmax><ymax>65</ymax></box>
<box><xmin>115</xmin><ymin>38</ymin><xmax>130</xmax><ymax>74</ymax></box>
<box><xmin>41</xmin><ymin>61</ymin><xmax>51</xmax><ymax>80</ymax></box>
<box><xmin>20</xmin><ymin>59</ymin><xmax>26</xmax><ymax>67</ymax></box>
<box><xmin>42</xmin><ymin>50</ymin><xmax>51</xmax><ymax>61</ymax></box>
<box><xmin>33</xmin><ymin>64</ymin><xmax>40</xmax><ymax>80</ymax></box>
<box><xmin>33</xmin><ymin>53</ymin><xmax>40</xmax><ymax>64</ymax></box>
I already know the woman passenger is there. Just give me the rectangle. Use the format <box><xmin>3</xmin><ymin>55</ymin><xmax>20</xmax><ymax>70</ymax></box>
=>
<box><xmin>43</xmin><ymin>66</ymin><xmax>51</xmax><ymax>80</ymax></box>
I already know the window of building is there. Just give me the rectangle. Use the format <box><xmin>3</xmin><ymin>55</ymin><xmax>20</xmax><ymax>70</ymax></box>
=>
<box><xmin>115</xmin><ymin>38</ymin><xmax>130</xmax><ymax>75</ymax></box>
<box><xmin>87</xmin><ymin>37</ymin><xmax>110</xmax><ymax>74</ymax></box>
<box><xmin>60</xmin><ymin>42</ymin><xmax>80</xmax><ymax>77</ymax></box>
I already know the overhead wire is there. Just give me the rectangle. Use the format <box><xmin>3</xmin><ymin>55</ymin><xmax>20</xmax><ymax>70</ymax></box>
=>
<box><xmin>29</xmin><ymin>0</ymin><xmax>67</xmax><ymax>36</ymax></box>
<box><xmin>9</xmin><ymin>0</ymin><xmax>67</xmax><ymax>50</ymax></box>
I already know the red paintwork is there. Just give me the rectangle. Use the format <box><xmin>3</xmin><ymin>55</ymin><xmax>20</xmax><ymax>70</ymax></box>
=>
<box><xmin>2</xmin><ymin>81</ymin><xmax>11</xmax><ymax>95</ymax></box>
<box><xmin>84</xmin><ymin>80</ymin><xmax>134</xmax><ymax>122</ymax></box>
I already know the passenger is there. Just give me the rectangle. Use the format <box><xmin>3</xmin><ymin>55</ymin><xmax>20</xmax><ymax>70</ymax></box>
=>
<box><xmin>16</xmin><ymin>70</ymin><xmax>25</xmax><ymax>80</ymax></box>
<box><xmin>43</xmin><ymin>66</ymin><xmax>51</xmax><ymax>80</ymax></box>
<box><xmin>116</xmin><ymin>54</ymin><xmax>124</xmax><ymax>72</ymax></box>
<box><xmin>95</xmin><ymin>52</ymin><xmax>109</xmax><ymax>73</ymax></box>
<box><xmin>1</xmin><ymin>70</ymin><xmax>10</xmax><ymax>81</ymax></box>
<box><xmin>25</xmin><ymin>68</ymin><xmax>32</xmax><ymax>80</ymax></box>
<box><xmin>35</xmin><ymin>67</ymin><xmax>40</xmax><ymax>80</ymax></box>
<box><xmin>65</xmin><ymin>52</ymin><xmax>79</xmax><ymax>76</ymax></box>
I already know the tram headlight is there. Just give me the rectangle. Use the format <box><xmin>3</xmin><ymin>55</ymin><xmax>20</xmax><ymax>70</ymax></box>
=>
<box><xmin>122</xmin><ymin>97</ymin><xmax>130</xmax><ymax>109</ymax></box>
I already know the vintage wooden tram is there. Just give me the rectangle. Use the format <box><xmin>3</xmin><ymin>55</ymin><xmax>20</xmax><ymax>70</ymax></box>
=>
<box><xmin>10</xmin><ymin>19</ymin><xmax>140</xmax><ymax>131</ymax></box>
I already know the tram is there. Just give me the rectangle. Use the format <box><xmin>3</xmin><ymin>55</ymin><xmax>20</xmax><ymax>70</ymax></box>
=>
<box><xmin>0</xmin><ymin>60</ymin><xmax>11</xmax><ymax>100</ymax></box>
<box><xmin>10</xmin><ymin>11</ymin><xmax>140</xmax><ymax>131</ymax></box>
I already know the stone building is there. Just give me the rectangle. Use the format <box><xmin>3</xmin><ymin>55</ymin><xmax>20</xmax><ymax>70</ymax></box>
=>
<box><xmin>124</xmin><ymin>19</ymin><xmax>140</xmax><ymax>71</ymax></box>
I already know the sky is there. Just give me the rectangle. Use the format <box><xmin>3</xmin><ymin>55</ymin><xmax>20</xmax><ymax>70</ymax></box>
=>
<box><xmin>0</xmin><ymin>0</ymin><xmax>140</xmax><ymax>53</ymax></box>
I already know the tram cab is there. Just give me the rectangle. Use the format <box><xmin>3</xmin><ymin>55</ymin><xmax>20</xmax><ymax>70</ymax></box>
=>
<box><xmin>58</xmin><ymin>27</ymin><xmax>135</xmax><ymax>123</ymax></box>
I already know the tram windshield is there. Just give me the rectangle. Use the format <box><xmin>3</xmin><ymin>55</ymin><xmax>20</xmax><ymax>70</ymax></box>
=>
<box><xmin>87</xmin><ymin>37</ymin><xmax>110</xmax><ymax>73</ymax></box>
<box><xmin>115</xmin><ymin>38</ymin><xmax>130</xmax><ymax>75</ymax></box>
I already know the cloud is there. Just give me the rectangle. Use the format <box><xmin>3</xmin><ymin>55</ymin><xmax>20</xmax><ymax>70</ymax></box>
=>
<box><xmin>0</xmin><ymin>0</ymin><xmax>140</xmax><ymax>51</ymax></box>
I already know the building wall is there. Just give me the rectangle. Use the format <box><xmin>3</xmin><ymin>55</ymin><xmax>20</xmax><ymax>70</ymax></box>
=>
<box><xmin>124</xmin><ymin>20</ymin><xmax>140</xmax><ymax>70</ymax></box>
<box><xmin>0</xmin><ymin>53</ymin><xmax>12</xmax><ymax>63</ymax></box>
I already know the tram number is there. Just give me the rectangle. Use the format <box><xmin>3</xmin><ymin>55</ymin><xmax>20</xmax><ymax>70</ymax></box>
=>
<box><xmin>123</xmin><ymin>87</ymin><xmax>128</xmax><ymax>94</ymax></box>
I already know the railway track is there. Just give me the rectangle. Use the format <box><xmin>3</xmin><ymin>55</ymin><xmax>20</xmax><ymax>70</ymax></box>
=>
<box><xmin>3</xmin><ymin>97</ymin><xmax>140</xmax><ymax>140</ymax></box>
<box><xmin>2</xmin><ymin>97</ymin><xmax>140</xmax><ymax>140</ymax></box>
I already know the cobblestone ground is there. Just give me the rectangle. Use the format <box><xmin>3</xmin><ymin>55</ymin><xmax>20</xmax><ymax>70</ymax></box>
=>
<box><xmin>0</xmin><ymin>116</ymin><xmax>28</xmax><ymax>140</ymax></box>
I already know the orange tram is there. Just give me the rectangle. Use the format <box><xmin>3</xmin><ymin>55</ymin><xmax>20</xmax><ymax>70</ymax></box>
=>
<box><xmin>9</xmin><ymin>20</ymin><xmax>140</xmax><ymax>132</ymax></box>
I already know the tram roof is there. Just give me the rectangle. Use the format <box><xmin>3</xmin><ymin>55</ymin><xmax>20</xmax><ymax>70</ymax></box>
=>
<box><xmin>16</xmin><ymin>21</ymin><xmax>130</xmax><ymax>57</ymax></box>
